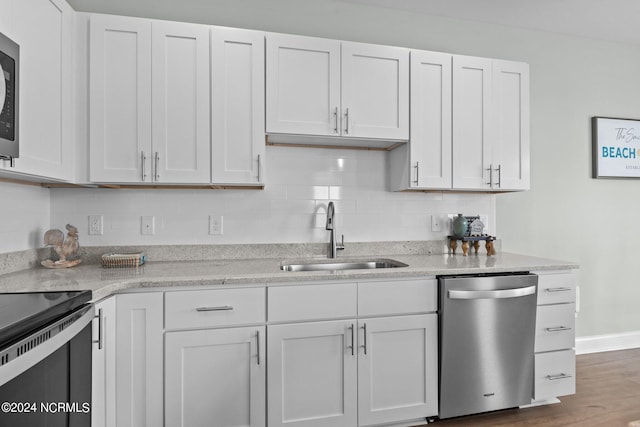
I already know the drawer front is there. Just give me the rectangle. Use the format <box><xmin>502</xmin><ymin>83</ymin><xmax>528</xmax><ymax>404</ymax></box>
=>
<box><xmin>535</xmin><ymin>303</ymin><xmax>575</xmax><ymax>352</ymax></box>
<box><xmin>534</xmin><ymin>349</ymin><xmax>576</xmax><ymax>400</ymax></box>
<box><xmin>536</xmin><ymin>272</ymin><xmax>576</xmax><ymax>305</ymax></box>
<box><xmin>165</xmin><ymin>287</ymin><xmax>266</xmax><ymax>329</ymax></box>
<box><xmin>358</xmin><ymin>279</ymin><xmax>437</xmax><ymax>316</ymax></box>
<box><xmin>268</xmin><ymin>283</ymin><xmax>357</xmax><ymax>322</ymax></box>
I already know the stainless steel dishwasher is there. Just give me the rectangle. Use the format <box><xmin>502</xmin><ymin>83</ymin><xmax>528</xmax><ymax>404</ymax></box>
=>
<box><xmin>438</xmin><ymin>273</ymin><xmax>538</xmax><ymax>419</ymax></box>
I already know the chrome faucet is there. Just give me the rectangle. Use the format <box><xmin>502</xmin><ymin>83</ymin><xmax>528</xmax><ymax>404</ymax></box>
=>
<box><xmin>326</xmin><ymin>201</ymin><xmax>345</xmax><ymax>258</ymax></box>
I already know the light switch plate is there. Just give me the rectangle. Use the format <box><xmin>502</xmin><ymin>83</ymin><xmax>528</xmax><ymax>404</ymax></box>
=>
<box><xmin>141</xmin><ymin>216</ymin><xmax>155</xmax><ymax>235</ymax></box>
<box><xmin>431</xmin><ymin>215</ymin><xmax>442</xmax><ymax>232</ymax></box>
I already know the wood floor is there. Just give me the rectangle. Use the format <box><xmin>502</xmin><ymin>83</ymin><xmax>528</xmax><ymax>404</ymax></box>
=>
<box><xmin>424</xmin><ymin>348</ymin><xmax>640</xmax><ymax>426</ymax></box>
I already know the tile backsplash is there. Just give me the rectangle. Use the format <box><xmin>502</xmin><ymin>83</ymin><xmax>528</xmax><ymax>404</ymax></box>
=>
<box><xmin>51</xmin><ymin>146</ymin><xmax>496</xmax><ymax>246</ymax></box>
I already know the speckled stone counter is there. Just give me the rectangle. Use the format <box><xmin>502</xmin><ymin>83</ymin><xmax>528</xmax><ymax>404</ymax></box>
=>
<box><xmin>0</xmin><ymin>250</ymin><xmax>578</xmax><ymax>301</ymax></box>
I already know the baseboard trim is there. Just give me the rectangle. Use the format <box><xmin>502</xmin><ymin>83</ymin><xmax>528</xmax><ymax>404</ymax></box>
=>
<box><xmin>576</xmin><ymin>331</ymin><xmax>640</xmax><ymax>355</ymax></box>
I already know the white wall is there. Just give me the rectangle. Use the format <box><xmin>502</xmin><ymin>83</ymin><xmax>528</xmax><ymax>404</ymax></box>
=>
<box><xmin>0</xmin><ymin>182</ymin><xmax>50</xmax><ymax>253</ymax></box>
<box><xmin>65</xmin><ymin>0</ymin><xmax>640</xmax><ymax>339</ymax></box>
<box><xmin>51</xmin><ymin>146</ymin><xmax>495</xmax><ymax>245</ymax></box>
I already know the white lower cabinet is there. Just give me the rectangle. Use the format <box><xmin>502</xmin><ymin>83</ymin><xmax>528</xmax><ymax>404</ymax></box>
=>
<box><xmin>531</xmin><ymin>271</ymin><xmax>577</xmax><ymax>402</ymax></box>
<box><xmin>165</xmin><ymin>326</ymin><xmax>266</xmax><ymax>427</ymax></box>
<box><xmin>91</xmin><ymin>297</ymin><xmax>116</xmax><ymax>427</ymax></box>
<box><xmin>164</xmin><ymin>286</ymin><xmax>267</xmax><ymax>427</ymax></box>
<box><xmin>267</xmin><ymin>279</ymin><xmax>438</xmax><ymax>427</ymax></box>
<box><xmin>92</xmin><ymin>278</ymin><xmax>444</xmax><ymax>427</ymax></box>
<box><xmin>357</xmin><ymin>315</ymin><xmax>438</xmax><ymax>426</ymax></box>
<box><xmin>91</xmin><ymin>293</ymin><xmax>164</xmax><ymax>427</ymax></box>
<box><xmin>268</xmin><ymin>320</ymin><xmax>358</xmax><ymax>427</ymax></box>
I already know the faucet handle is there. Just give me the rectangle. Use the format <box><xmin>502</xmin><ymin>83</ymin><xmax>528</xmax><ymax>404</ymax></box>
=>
<box><xmin>338</xmin><ymin>234</ymin><xmax>345</xmax><ymax>251</ymax></box>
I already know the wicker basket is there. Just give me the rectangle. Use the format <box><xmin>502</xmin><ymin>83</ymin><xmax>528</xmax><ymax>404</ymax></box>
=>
<box><xmin>101</xmin><ymin>252</ymin><xmax>146</xmax><ymax>268</ymax></box>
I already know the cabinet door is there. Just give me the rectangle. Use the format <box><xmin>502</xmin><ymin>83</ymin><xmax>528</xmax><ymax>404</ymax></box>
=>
<box><xmin>115</xmin><ymin>293</ymin><xmax>163</xmax><ymax>427</ymax></box>
<box><xmin>267</xmin><ymin>321</ymin><xmax>357</xmax><ymax>427</ymax></box>
<box><xmin>165</xmin><ymin>326</ymin><xmax>266</xmax><ymax>427</ymax></box>
<box><xmin>152</xmin><ymin>20</ymin><xmax>210</xmax><ymax>183</ymax></box>
<box><xmin>266</xmin><ymin>33</ymin><xmax>340</xmax><ymax>136</ymax></box>
<box><xmin>89</xmin><ymin>14</ymin><xmax>152</xmax><ymax>182</ymax></box>
<box><xmin>409</xmin><ymin>50</ymin><xmax>452</xmax><ymax>189</ymax></box>
<box><xmin>493</xmin><ymin>59</ymin><xmax>530</xmax><ymax>190</ymax></box>
<box><xmin>357</xmin><ymin>315</ymin><xmax>438</xmax><ymax>426</ymax></box>
<box><xmin>452</xmin><ymin>55</ymin><xmax>493</xmax><ymax>190</ymax></box>
<box><xmin>341</xmin><ymin>42</ymin><xmax>409</xmax><ymax>140</ymax></box>
<box><xmin>211</xmin><ymin>27</ymin><xmax>265</xmax><ymax>184</ymax></box>
<box><xmin>4</xmin><ymin>0</ymin><xmax>73</xmax><ymax>180</ymax></box>
<box><xmin>91</xmin><ymin>297</ymin><xmax>116</xmax><ymax>427</ymax></box>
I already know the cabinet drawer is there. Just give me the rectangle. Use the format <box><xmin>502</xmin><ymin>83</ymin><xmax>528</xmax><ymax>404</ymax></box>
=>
<box><xmin>268</xmin><ymin>283</ymin><xmax>357</xmax><ymax>322</ymax></box>
<box><xmin>534</xmin><ymin>349</ymin><xmax>576</xmax><ymax>400</ymax></box>
<box><xmin>165</xmin><ymin>287</ymin><xmax>266</xmax><ymax>329</ymax></box>
<box><xmin>535</xmin><ymin>303</ymin><xmax>575</xmax><ymax>352</ymax></box>
<box><xmin>537</xmin><ymin>272</ymin><xmax>576</xmax><ymax>305</ymax></box>
<box><xmin>358</xmin><ymin>279</ymin><xmax>437</xmax><ymax>316</ymax></box>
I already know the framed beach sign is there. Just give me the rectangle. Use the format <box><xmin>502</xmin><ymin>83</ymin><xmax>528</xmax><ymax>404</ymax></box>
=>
<box><xmin>592</xmin><ymin>117</ymin><xmax>640</xmax><ymax>178</ymax></box>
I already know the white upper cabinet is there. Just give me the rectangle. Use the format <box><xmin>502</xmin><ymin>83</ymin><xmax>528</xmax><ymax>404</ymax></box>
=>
<box><xmin>266</xmin><ymin>33</ymin><xmax>409</xmax><ymax>142</ymax></box>
<box><xmin>266</xmin><ymin>34</ymin><xmax>341</xmax><ymax>137</ymax></box>
<box><xmin>89</xmin><ymin>14</ymin><xmax>152</xmax><ymax>183</ymax></box>
<box><xmin>452</xmin><ymin>55</ymin><xmax>494</xmax><ymax>190</ymax></box>
<box><xmin>389</xmin><ymin>50</ymin><xmax>452</xmax><ymax>190</ymax></box>
<box><xmin>211</xmin><ymin>27</ymin><xmax>265</xmax><ymax>185</ymax></box>
<box><xmin>90</xmin><ymin>15</ymin><xmax>210</xmax><ymax>183</ymax></box>
<box><xmin>392</xmin><ymin>52</ymin><xmax>529</xmax><ymax>191</ymax></box>
<box><xmin>493</xmin><ymin>59</ymin><xmax>530</xmax><ymax>190</ymax></box>
<box><xmin>152</xmin><ymin>20</ymin><xmax>210</xmax><ymax>183</ymax></box>
<box><xmin>452</xmin><ymin>55</ymin><xmax>530</xmax><ymax>191</ymax></box>
<box><xmin>1</xmin><ymin>0</ymin><xmax>74</xmax><ymax>181</ymax></box>
<box><xmin>341</xmin><ymin>42</ymin><xmax>409</xmax><ymax>140</ymax></box>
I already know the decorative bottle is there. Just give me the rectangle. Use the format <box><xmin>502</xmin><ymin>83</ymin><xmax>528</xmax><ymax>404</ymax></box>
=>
<box><xmin>452</xmin><ymin>214</ymin><xmax>468</xmax><ymax>237</ymax></box>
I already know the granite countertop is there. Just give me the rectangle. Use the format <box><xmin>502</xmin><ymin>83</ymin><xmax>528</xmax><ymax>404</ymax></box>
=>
<box><xmin>0</xmin><ymin>251</ymin><xmax>578</xmax><ymax>301</ymax></box>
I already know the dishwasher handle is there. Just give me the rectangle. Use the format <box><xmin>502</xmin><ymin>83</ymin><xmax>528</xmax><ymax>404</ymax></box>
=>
<box><xmin>448</xmin><ymin>285</ymin><xmax>536</xmax><ymax>300</ymax></box>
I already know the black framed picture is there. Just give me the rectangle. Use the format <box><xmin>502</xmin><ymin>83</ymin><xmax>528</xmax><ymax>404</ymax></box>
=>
<box><xmin>592</xmin><ymin>116</ymin><xmax>640</xmax><ymax>178</ymax></box>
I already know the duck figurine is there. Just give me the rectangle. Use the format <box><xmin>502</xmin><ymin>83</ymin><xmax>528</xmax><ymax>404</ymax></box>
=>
<box><xmin>41</xmin><ymin>224</ymin><xmax>82</xmax><ymax>268</ymax></box>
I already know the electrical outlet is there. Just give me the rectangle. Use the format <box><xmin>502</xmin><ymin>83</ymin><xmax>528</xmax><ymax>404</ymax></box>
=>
<box><xmin>88</xmin><ymin>215</ymin><xmax>103</xmax><ymax>235</ymax></box>
<box><xmin>431</xmin><ymin>215</ymin><xmax>442</xmax><ymax>232</ymax></box>
<box><xmin>209</xmin><ymin>215</ymin><xmax>223</xmax><ymax>235</ymax></box>
<box><xmin>141</xmin><ymin>216</ymin><xmax>155</xmax><ymax>235</ymax></box>
<box><xmin>480</xmin><ymin>214</ymin><xmax>490</xmax><ymax>234</ymax></box>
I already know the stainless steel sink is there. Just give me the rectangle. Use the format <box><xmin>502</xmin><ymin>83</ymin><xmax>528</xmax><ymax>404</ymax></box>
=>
<box><xmin>280</xmin><ymin>258</ymin><xmax>407</xmax><ymax>272</ymax></box>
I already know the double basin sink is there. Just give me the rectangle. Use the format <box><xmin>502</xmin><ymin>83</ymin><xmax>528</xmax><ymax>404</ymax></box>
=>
<box><xmin>280</xmin><ymin>258</ymin><xmax>407</xmax><ymax>272</ymax></box>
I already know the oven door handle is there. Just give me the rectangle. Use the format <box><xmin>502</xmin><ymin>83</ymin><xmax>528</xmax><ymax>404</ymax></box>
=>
<box><xmin>0</xmin><ymin>305</ymin><xmax>94</xmax><ymax>387</ymax></box>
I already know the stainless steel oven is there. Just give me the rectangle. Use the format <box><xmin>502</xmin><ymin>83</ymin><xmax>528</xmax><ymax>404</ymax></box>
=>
<box><xmin>0</xmin><ymin>30</ymin><xmax>19</xmax><ymax>164</ymax></box>
<box><xmin>0</xmin><ymin>291</ymin><xmax>93</xmax><ymax>427</ymax></box>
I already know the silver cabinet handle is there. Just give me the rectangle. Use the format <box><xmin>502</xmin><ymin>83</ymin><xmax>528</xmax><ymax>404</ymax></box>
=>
<box><xmin>448</xmin><ymin>285</ymin><xmax>537</xmax><ymax>300</ymax></box>
<box><xmin>195</xmin><ymin>305</ymin><xmax>234</xmax><ymax>312</ymax></box>
<box><xmin>545</xmin><ymin>326</ymin><xmax>572</xmax><ymax>332</ymax></box>
<box><xmin>344</xmin><ymin>108</ymin><xmax>350</xmax><ymax>135</ymax></box>
<box><xmin>414</xmin><ymin>162</ymin><xmax>420</xmax><ymax>186</ymax></box>
<box><xmin>361</xmin><ymin>323</ymin><xmax>367</xmax><ymax>355</ymax></box>
<box><xmin>93</xmin><ymin>308</ymin><xmax>103</xmax><ymax>350</ymax></box>
<box><xmin>257</xmin><ymin>154</ymin><xmax>261</xmax><ymax>182</ymax></box>
<box><xmin>545</xmin><ymin>287</ymin><xmax>572</xmax><ymax>293</ymax></box>
<box><xmin>333</xmin><ymin>107</ymin><xmax>339</xmax><ymax>134</ymax></box>
<box><xmin>348</xmin><ymin>324</ymin><xmax>355</xmax><ymax>356</ymax></box>
<box><xmin>546</xmin><ymin>373</ymin><xmax>572</xmax><ymax>381</ymax></box>
<box><xmin>486</xmin><ymin>164</ymin><xmax>493</xmax><ymax>187</ymax></box>
<box><xmin>256</xmin><ymin>330</ymin><xmax>260</xmax><ymax>365</ymax></box>
<box><xmin>141</xmin><ymin>151</ymin><xmax>147</xmax><ymax>181</ymax></box>
<box><xmin>154</xmin><ymin>152</ymin><xmax>160</xmax><ymax>181</ymax></box>
<box><xmin>496</xmin><ymin>164</ymin><xmax>501</xmax><ymax>188</ymax></box>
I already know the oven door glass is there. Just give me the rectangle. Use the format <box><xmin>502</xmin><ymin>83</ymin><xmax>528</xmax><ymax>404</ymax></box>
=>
<box><xmin>0</xmin><ymin>323</ymin><xmax>91</xmax><ymax>427</ymax></box>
